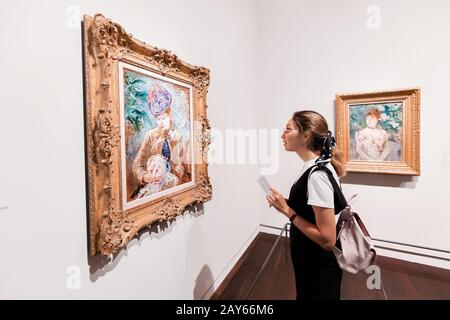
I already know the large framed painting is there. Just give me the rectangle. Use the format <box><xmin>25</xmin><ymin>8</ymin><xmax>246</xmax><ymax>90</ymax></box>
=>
<box><xmin>335</xmin><ymin>88</ymin><xmax>420</xmax><ymax>175</ymax></box>
<box><xmin>83</xmin><ymin>14</ymin><xmax>212</xmax><ymax>256</ymax></box>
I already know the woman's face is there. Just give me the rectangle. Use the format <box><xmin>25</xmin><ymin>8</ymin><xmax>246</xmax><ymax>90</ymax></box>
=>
<box><xmin>156</xmin><ymin>113</ymin><xmax>171</xmax><ymax>131</ymax></box>
<box><xmin>281</xmin><ymin>119</ymin><xmax>305</xmax><ymax>152</ymax></box>
<box><xmin>366</xmin><ymin>115</ymin><xmax>379</xmax><ymax>128</ymax></box>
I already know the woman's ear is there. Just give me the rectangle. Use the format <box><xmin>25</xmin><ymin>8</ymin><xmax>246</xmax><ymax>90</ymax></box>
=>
<box><xmin>302</xmin><ymin>131</ymin><xmax>312</xmax><ymax>146</ymax></box>
<box><xmin>303</xmin><ymin>131</ymin><xmax>310</xmax><ymax>140</ymax></box>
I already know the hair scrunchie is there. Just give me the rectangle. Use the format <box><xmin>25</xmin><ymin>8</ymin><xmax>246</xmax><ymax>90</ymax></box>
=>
<box><xmin>316</xmin><ymin>130</ymin><xmax>336</xmax><ymax>167</ymax></box>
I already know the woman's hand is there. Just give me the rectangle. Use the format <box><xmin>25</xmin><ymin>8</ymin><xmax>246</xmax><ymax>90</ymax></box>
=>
<box><xmin>266</xmin><ymin>188</ymin><xmax>290</xmax><ymax>217</ymax></box>
<box><xmin>143</xmin><ymin>172</ymin><xmax>162</xmax><ymax>184</ymax></box>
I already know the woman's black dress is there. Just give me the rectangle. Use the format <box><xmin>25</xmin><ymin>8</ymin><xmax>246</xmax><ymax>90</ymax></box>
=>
<box><xmin>287</xmin><ymin>165</ymin><xmax>345</xmax><ymax>300</ymax></box>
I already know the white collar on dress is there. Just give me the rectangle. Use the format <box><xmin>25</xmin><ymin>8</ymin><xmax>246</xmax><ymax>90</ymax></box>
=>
<box><xmin>299</xmin><ymin>155</ymin><xmax>320</xmax><ymax>176</ymax></box>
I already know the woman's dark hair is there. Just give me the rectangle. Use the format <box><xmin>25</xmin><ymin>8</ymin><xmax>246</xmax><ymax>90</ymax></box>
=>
<box><xmin>292</xmin><ymin>110</ymin><xmax>347</xmax><ymax>177</ymax></box>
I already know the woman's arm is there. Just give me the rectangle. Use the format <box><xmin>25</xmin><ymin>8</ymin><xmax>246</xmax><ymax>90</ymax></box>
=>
<box><xmin>379</xmin><ymin>132</ymin><xmax>391</xmax><ymax>161</ymax></box>
<box><xmin>132</xmin><ymin>132</ymin><xmax>153</xmax><ymax>184</ymax></box>
<box><xmin>287</xmin><ymin>206</ymin><xmax>336</xmax><ymax>251</ymax></box>
<box><xmin>355</xmin><ymin>131</ymin><xmax>371</xmax><ymax>160</ymax></box>
<box><xmin>268</xmin><ymin>189</ymin><xmax>336</xmax><ymax>251</ymax></box>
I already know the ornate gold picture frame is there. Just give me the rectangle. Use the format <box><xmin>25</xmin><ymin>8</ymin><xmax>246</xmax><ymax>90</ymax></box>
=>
<box><xmin>83</xmin><ymin>14</ymin><xmax>212</xmax><ymax>256</ymax></box>
<box><xmin>335</xmin><ymin>88</ymin><xmax>420</xmax><ymax>175</ymax></box>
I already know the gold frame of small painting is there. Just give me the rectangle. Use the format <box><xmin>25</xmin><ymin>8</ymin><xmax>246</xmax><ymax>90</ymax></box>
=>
<box><xmin>335</xmin><ymin>88</ymin><xmax>420</xmax><ymax>175</ymax></box>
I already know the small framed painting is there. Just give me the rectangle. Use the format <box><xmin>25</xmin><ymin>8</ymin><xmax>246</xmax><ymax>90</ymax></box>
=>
<box><xmin>335</xmin><ymin>88</ymin><xmax>420</xmax><ymax>175</ymax></box>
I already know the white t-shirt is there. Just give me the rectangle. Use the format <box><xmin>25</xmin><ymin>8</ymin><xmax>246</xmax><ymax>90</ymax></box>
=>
<box><xmin>297</xmin><ymin>156</ymin><xmax>341</xmax><ymax>209</ymax></box>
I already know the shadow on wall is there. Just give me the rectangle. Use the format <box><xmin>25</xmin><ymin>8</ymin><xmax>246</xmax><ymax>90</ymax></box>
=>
<box><xmin>194</xmin><ymin>265</ymin><xmax>214</xmax><ymax>300</ymax></box>
<box><xmin>341</xmin><ymin>173</ymin><xmax>419</xmax><ymax>189</ymax></box>
<box><xmin>87</xmin><ymin>203</ymin><xmax>205</xmax><ymax>282</ymax></box>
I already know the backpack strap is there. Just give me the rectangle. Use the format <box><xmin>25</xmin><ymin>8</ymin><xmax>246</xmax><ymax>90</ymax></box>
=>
<box><xmin>308</xmin><ymin>165</ymin><xmax>349</xmax><ymax>209</ymax></box>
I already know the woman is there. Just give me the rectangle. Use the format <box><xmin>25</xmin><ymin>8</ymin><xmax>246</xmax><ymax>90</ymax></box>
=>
<box><xmin>131</xmin><ymin>85</ymin><xmax>186</xmax><ymax>198</ymax></box>
<box><xmin>267</xmin><ymin>110</ymin><xmax>347</xmax><ymax>300</ymax></box>
<box><xmin>355</xmin><ymin>108</ymin><xmax>390</xmax><ymax>161</ymax></box>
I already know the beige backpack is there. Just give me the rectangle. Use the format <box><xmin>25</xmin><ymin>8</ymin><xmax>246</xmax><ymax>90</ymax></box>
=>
<box><xmin>309</xmin><ymin>166</ymin><xmax>377</xmax><ymax>274</ymax></box>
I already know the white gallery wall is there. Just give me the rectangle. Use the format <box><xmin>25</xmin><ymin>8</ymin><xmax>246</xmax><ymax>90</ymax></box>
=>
<box><xmin>258</xmin><ymin>0</ymin><xmax>450</xmax><ymax>268</ymax></box>
<box><xmin>0</xmin><ymin>0</ymin><xmax>261</xmax><ymax>299</ymax></box>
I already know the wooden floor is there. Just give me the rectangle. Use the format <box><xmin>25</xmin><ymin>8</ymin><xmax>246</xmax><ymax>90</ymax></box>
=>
<box><xmin>211</xmin><ymin>232</ymin><xmax>450</xmax><ymax>300</ymax></box>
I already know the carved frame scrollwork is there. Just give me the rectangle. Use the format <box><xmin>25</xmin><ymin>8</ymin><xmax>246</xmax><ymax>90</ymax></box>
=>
<box><xmin>83</xmin><ymin>14</ymin><xmax>212</xmax><ymax>256</ymax></box>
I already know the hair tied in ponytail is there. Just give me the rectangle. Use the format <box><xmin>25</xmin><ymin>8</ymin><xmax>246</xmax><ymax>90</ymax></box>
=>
<box><xmin>316</xmin><ymin>130</ymin><xmax>336</xmax><ymax>167</ymax></box>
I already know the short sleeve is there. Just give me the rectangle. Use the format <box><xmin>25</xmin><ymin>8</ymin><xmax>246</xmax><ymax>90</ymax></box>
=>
<box><xmin>307</xmin><ymin>170</ymin><xmax>334</xmax><ymax>208</ymax></box>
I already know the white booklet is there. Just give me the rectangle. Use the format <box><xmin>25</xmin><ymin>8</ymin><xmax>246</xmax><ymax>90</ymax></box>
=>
<box><xmin>257</xmin><ymin>175</ymin><xmax>272</xmax><ymax>196</ymax></box>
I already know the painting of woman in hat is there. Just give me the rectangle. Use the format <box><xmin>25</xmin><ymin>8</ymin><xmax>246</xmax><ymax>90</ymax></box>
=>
<box><xmin>122</xmin><ymin>69</ymin><xmax>194</xmax><ymax>204</ymax></box>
